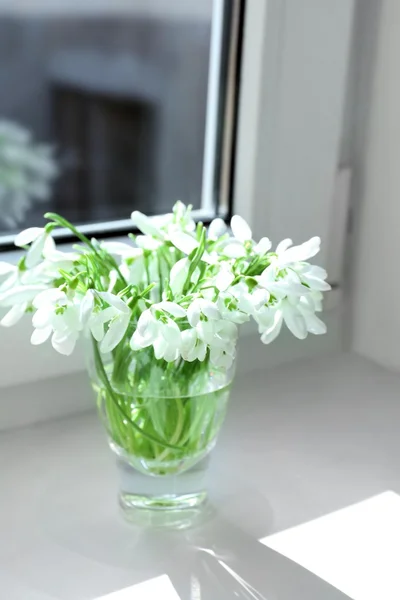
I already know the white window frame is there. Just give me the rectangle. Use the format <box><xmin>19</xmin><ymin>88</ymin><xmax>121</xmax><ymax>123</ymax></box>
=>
<box><xmin>0</xmin><ymin>0</ymin><xmax>353</xmax><ymax>426</ymax></box>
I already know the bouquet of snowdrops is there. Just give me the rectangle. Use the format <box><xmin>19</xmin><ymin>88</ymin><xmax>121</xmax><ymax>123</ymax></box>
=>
<box><xmin>0</xmin><ymin>120</ymin><xmax>57</xmax><ymax>229</ymax></box>
<box><xmin>0</xmin><ymin>201</ymin><xmax>329</xmax><ymax>357</ymax></box>
<box><xmin>0</xmin><ymin>202</ymin><xmax>330</xmax><ymax>468</ymax></box>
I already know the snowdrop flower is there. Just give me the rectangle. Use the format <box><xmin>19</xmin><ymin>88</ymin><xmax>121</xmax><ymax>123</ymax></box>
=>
<box><xmin>273</xmin><ymin>236</ymin><xmax>321</xmax><ymax>268</ymax></box>
<box><xmin>0</xmin><ymin>283</ymin><xmax>47</xmax><ymax>327</ymax></box>
<box><xmin>255</xmin><ymin>264</ymin><xmax>309</xmax><ymax>299</ymax></box>
<box><xmin>188</xmin><ymin>298</ymin><xmax>220</xmax><ymax>328</ymax></box>
<box><xmin>230</xmin><ymin>281</ymin><xmax>270</xmax><ymax>315</ymax></box>
<box><xmin>223</xmin><ymin>215</ymin><xmax>272</xmax><ymax>259</ymax></box>
<box><xmin>257</xmin><ymin>296</ymin><xmax>327</xmax><ymax>344</ymax></box>
<box><xmin>209</xmin><ymin>321</ymin><xmax>238</xmax><ymax>368</ymax></box>
<box><xmin>215</xmin><ymin>262</ymin><xmax>235</xmax><ymax>292</ymax></box>
<box><xmin>180</xmin><ymin>328</ymin><xmax>207</xmax><ymax>362</ymax></box>
<box><xmin>208</xmin><ymin>218</ymin><xmax>227</xmax><ymax>241</ymax></box>
<box><xmin>295</xmin><ymin>264</ymin><xmax>331</xmax><ymax>292</ymax></box>
<box><xmin>101</xmin><ymin>241</ymin><xmax>146</xmax><ymax>285</ymax></box>
<box><xmin>14</xmin><ymin>227</ymin><xmax>55</xmax><ymax>268</ymax></box>
<box><xmin>169</xmin><ymin>258</ymin><xmax>190</xmax><ymax>296</ymax></box>
<box><xmin>131</xmin><ymin>301</ymin><xmax>186</xmax><ymax>362</ymax></box>
<box><xmin>95</xmin><ymin>292</ymin><xmax>131</xmax><ymax>353</ymax></box>
<box><xmin>31</xmin><ymin>288</ymin><xmax>82</xmax><ymax>355</ymax></box>
<box><xmin>79</xmin><ymin>289</ymin><xmax>120</xmax><ymax>344</ymax></box>
<box><xmin>217</xmin><ymin>290</ymin><xmax>250</xmax><ymax>324</ymax></box>
<box><xmin>0</xmin><ymin>262</ymin><xmax>19</xmax><ymax>292</ymax></box>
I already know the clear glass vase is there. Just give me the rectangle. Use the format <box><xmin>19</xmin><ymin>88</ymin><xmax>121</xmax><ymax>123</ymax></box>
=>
<box><xmin>87</xmin><ymin>337</ymin><xmax>235</xmax><ymax>523</ymax></box>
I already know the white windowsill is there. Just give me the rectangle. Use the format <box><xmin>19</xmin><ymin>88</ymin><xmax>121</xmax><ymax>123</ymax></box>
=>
<box><xmin>1</xmin><ymin>351</ymin><xmax>398</xmax><ymax>599</ymax></box>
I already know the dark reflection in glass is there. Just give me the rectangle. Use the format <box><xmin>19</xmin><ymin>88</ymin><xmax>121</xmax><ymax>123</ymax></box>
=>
<box><xmin>0</xmin><ymin>2</ymin><xmax>213</xmax><ymax>235</ymax></box>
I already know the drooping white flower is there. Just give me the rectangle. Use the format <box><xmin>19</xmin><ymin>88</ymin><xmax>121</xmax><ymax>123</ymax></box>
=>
<box><xmin>180</xmin><ymin>328</ymin><xmax>207</xmax><ymax>362</ymax></box>
<box><xmin>222</xmin><ymin>215</ymin><xmax>272</xmax><ymax>259</ymax></box>
<box><xmin>0</xmin><ymin>262</ymin><xmax>19</xmax><ymax>292</ymax></box>
<box><xmin>0</xmin><ymin>283</ymin><xmax>48</xmax><ymax>327</ymax></box>
<box><xmin>255</xmin><ymin>265</ymin><xmax>309</xmax><ymax>299</ymax></box>
<box><xmin>257</xmin><ymin>296</ymin><xmax>327</xmax><ymax>344</ymax></box>
<box><xmin>95</xmin><ymin>292</ymin><xmax>131</xmax><ymax>353</ymax></box>
<box><xmin>295</xmin><ymin>264</ymin><xmax>331</xmax><ymax>292</ymax></box>
<box><xmin>31</xmin><ymin>287</ymin><xmax>82</xmax><ymax>355</ymax></box>
<box><xmin>130</xmin><ymin>301</ymin><xmax>186</xmax><ymax>362</ymax></box>
<box><xmin>169</xmin><ymin>258</ymin><xmax>190</xmax><ymax>296</ymax></box>
<box><xmin>131</xmin><ymin>210</ymin><xmax>165</xmax><ymax>238</ymax></box>
<box><xmin>273</xmin><ymin>236</ymin><xmax>321</xmax><ymax>268</ymax></box>
<box><xmin>215</xmin><ymin>263</ymin><xmax>235</xmax><ymax>292</ymax></box>
<box><xmin>14</xmin><ymin>227</ymin><xmax>55</xmax><ymax>268</ymax></box>
<box><xmin>208</xmin><ymin>218</ymin><xmax>227</xmax><ymax>241</ymax></box>
<box><xmin>187</xmin><ymin>298</ymin><xmax>220</xmax><ymax>327</ymax></box>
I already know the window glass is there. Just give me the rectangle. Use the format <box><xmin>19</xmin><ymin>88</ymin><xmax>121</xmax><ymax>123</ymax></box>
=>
<box><xmin>0</xmin><ymin>0</ymin><xmax>239</xmax><ymax>242</ymax></box>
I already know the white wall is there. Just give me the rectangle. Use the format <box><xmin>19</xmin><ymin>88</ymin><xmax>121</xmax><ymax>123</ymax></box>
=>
<box><xmin>351</xmin><ymin>0</ymin><xmax>400</xmax><ymax>370</ymax></box>
<box><xmin>235</xmin><ymin>0</ymin><xmax>355</xmax><ymax>271</ymax></box>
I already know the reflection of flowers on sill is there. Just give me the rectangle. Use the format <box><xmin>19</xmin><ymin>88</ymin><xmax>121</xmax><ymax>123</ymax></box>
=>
<box><xmin>0</xmin><ymin>120</ymin><xmax>58</xmax><ymax>229</ymax></box>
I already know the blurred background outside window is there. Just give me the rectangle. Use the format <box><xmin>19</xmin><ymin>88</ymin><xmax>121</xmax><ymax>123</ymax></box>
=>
<box><xmin>0</xmin><ymin>0</ymin><xmax>242</xmax><ymax>244</ymax></box>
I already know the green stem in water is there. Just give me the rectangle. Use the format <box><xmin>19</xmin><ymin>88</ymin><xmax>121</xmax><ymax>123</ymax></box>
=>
<box><xmin>92</xmin><ymin>338</ymin><xmax>182</xmax><ymax>451</ymax></box>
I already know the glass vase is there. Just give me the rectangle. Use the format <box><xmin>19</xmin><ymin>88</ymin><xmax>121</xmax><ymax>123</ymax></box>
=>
<box><xmin>87</xmin><ymin>338</ymin><xmax>235</xmax><ymax>522</ymax></box>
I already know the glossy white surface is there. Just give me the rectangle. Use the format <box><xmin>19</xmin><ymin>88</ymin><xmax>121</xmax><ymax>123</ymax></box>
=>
<box><xmin>263</xmin><ymin>491</ymin><xmax>400</xmax><ymax>600</ymax></box>
<box><xmin>1</xmin><ymin>353</ymin><xmax>400</xmax><ymax>599</ymax></box>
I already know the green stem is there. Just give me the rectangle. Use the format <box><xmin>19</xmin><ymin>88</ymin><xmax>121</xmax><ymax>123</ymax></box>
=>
<box><xmin>92</xmin><ymin>338</ymin><xmax>182</xmax><ymax>451</ymax></box>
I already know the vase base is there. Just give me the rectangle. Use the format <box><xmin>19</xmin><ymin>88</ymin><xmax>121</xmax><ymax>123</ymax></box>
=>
<box><xmin>119</xmin><ymin>491</ymin><xmax>207</xmax><ymax>528</ymax></box>
<box><xmin>120</xmin><ymin>489</ymin><xmax>207</xmax><ymax>511</ymax></box>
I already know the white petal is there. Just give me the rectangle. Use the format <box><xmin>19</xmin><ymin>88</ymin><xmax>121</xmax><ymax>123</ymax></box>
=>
<box><xmin>90</xmin><ymin>319</ymin><xmax>105</xmax><ymax>342</ymax></box>
<box><xmin>187</xmin><ymin>299</ymin><xmax>202</xmax><ymax>327</ymax></box>
<box><xmin>0</xmin><ymin>285</ymin><xmax>47</xmax><ymax>307</ymax></box>
<box><xmin>156</xmin><ymin>301</ymin><xmax>186</xmax><ymax>318</ymax></box>
<box><xmin>26</xmin><ymin>234</ymin><xmax>46</xmax><ymax>268</ymax></box>
<box><xmin>161</xmin><ymin>320</ymin><xmax>181</xmax><ymax>346</ymax></box>
<box><xmin>208</xmin><ymin>218</ymin><xmax>227</xmax><ymax>240</ymax></box>
<box><xmin>196</xmin><ymin>341</ymin><xmax>207</xmax><ymax>362</ymax></box>
<box><xmin>302</xmin><ymin>276</ymin><xmax>331</xmax><ymax>292</ymax></box>
<box><xmin>135</xmin><ymin>235</ymin><xmax>162</xmax><ymax>250</ymax></box>
<box><xmin>96</xmin><ymin>291</ymin><xmax>130</xmax><ymax>314</ymax></box>
<box><xmin>216</xmin><ymin>264</ymin><xmax>235</xmax><ymax>292</ymax></box>
<box><xmin>180</xmin><ymin>329</ymin><xmax>197</xmax><ymax>359</ymax></box>
<box><xmin>153</xmin><ymin>336</ymin><xmax>168</xmax><ymax>360</ymax></box>
<box><xmin>169</xmin><ymin>258</ymin><xmax>189</xmax><ymax>296</ymax></box>
<box><xmin>304</xmin><ymin>312</ymin><xmax>327</xmax><ymax>335</ymax></box>
<box><xmin>51</xmin><ymin>330</ymin><xmax>78</xmax><ymax>356</ymax></box>
<box><xmin>163</xmin><ymin>344</ymin><xmax>179</xmax><ymax>362</ymax></box>
<box><xmin>0</xmin><ymin>262</ymin><xmax>16</xmax><ymax>276</ymax></box>
<box><xmin>231</xmin><ymin>215</ymin><xmax>252</xmax><ymax>242</ymax></box>
<box><xmin>32</xmin><ymin>306</ymin><xmax>52</xmax><ymax>329</ymax></box>
<box><xmin>200</xmin><ymin>299</ymin><xmax>220</xmax><ymax>320</ymax></box>
<box><xmin>31</xmin><ymin>325</ymin><xmax>52</xmax><ymax>345</ymax></box>
<box><xmin>282</xmin><ymin>303</ymin><xmax>308</xmax><ymax>339</ymax></box>
<box><xmin>222</xmin><ymin>242</ymin><xmax>247</xmax><ymax>258</ymax></box>
<box><xmin>276</xmin><ymin>238</ymin><xmax>293</xmax><ymax>254</ymax></box>
<box><xmin>279</xmin><ymin>236</ymin><xmax>321</xmax><ymax>265</ymax></box>
<box><xmin>101</xmin><ymin>241</ymin><xmax>135</xmax><ymax>256</ymax></box>
<box><xmin>254</xmin><ymin>237</ymin><xmax>272</xmax><ymax>255</ymax></box>
<box><xmin>33</xmin><ymin>288</ymin><xmax>65</xmax><ymax>309</ymax></box>
<box><xmin>196</xmin><ymin>320</ymin><xmax>216</xmax><ymax>343</ymax></box>
<box><xmin>260</xmin><ymin>311</ymin><xmax>283</xmax><ymax>344</ymax></box>
<box><xmin>169</xmin><ymin>232</ymin><xmax>199</xmax><ymax>255</ymax></box>
<box><xmin>131</xmin><ymin>211</ymin><xmax>163</xmax><ymax>237</ymax></box>
<box><xmin>100</xmin><ymin>315</ymin><xmax>130</xmax><ymax>353</ymax></box>
<box><xmin>108</xmin><ymin>270</ymin><xmax>118</xmax><ymax>293</ymax></box>
<box><xmin>1</xmin><ymin>303</ymin><xmax>27</xmax><ymax>327</ymax></box>
<box><xmin>14</xmin><ymin>227</ymin><xmax>43</xmax><ymax>247</ymax></box>
<box><xmin>80</xmin><ymin>290</ymin><xmax>94</xmax><ymax>326</ymax></box>
<box><xmin>43</xmin><ymin>235</ymin><xmax>56</xmax><ymax>258</ymax></box>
